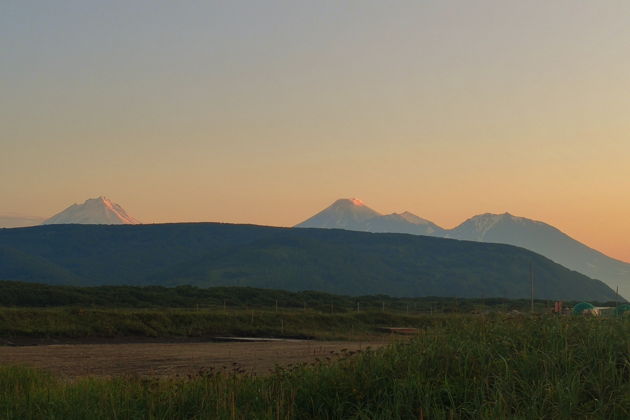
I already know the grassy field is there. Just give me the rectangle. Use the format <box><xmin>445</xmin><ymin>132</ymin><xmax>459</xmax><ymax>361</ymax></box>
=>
<box><xmin>1</xmin><ymin>315</ymin><xmax>629</xmax><ymax>419</ymax></box>
<box><xmin>2</xmin><ymin>281</ymin><xmax>621</xmax><ymax>343</ymax></box>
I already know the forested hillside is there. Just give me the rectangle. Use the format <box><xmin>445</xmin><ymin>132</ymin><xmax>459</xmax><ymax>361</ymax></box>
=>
<box><xmin>0</xmin><ymin>223</ymin><xmax>619</xmax><ymax>301</ymax></box>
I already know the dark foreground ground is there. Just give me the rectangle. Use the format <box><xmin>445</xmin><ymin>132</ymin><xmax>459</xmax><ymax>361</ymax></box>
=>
<box><xmin>1</xmin><ymin>316</ymin><xmax>628</xmax><ymax>419</ymax></box>
<box><xmin>0</xmin><ymin>339</ymin><xmax>386</xmax><ymax>378</ymax></box>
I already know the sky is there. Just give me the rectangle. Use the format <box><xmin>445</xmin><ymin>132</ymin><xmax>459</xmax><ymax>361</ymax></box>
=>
<box><xmin>2</xmin><ymin>1</ymin><xmax>630</xmax><ymax>262</ymax></box>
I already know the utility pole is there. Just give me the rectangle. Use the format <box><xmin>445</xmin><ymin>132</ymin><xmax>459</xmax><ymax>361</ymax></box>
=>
<box><xmin>530</xmin><ymin>262</ymin><xmax>534</xmax><ymax>313</ymax></box>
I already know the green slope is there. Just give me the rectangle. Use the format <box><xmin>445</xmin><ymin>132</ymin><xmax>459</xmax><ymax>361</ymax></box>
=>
<box><xmin>0</xmin><ymin>246</ymin><xmax>81</xmax><ymax>285</ymax></box>
<box><xmin>0</xmin><ymin>223</ymin><xmax>620</xmax><ymax>300</ymax></box>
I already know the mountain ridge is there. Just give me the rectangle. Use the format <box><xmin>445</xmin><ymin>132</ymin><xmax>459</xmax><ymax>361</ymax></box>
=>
<box><xmin>0</xmin><ymin>215</ymin><xmax>45</xmax><ymax>228</ymax></box>
<box><xmin>0</xmin><ymin>223</ymin><xmax>620</xmax><ymax>301</ymax></box>
<box><xmin>296</xmin><ymin>198</ymin><xmax>444</xmax><ymax>236</ymax></box>
<box><xmin>296</xmin><ymin>199</ymin><xmax>630</xmax><ymax>299</ymax></box>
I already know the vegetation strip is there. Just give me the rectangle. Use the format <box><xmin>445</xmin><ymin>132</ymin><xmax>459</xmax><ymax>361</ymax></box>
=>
<box><xmin>0</xmin><ymin>307</ymin><xmax>454</xmax><ymax>342</ymax></box>
<box><xmin>0</xmin><ymin>281</ymin><xmax>619</xmax><ymax>312</ymax></box>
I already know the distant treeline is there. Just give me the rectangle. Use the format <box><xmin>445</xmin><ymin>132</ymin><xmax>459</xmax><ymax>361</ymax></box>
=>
<box><xmin>0</xmin><ymin>281</ymin><xmax>616</xmax><ymax>313</ymax></box>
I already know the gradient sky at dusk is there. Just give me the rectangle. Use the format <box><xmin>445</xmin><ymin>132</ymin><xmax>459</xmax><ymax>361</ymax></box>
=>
<box><xmin>2</xmin><ymin>1</ymin><xmax>630</xmax><ymax>261</ymax></box>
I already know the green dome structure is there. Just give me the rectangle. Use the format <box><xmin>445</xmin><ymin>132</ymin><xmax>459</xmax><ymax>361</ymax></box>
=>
<box><xmin>614</xmin><ymin>304</ymin><xmax>630</xmax><ymax>317</ymax></box>
<box><xmin>573</xmin><ymin>302</ymin><xmax>595</xmax><ymax>315</ymax></box>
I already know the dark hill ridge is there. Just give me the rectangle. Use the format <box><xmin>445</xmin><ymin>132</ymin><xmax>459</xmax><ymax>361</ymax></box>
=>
<box><xmin>0</xmin><ymin>223</ymin><xmax>620</xmax><ymax>301</ymax></box>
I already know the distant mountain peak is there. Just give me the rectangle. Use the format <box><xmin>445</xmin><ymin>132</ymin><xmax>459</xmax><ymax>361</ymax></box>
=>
<box><xmin>466</xmin><ymin>212</ymin><xmax>546</xmax><ymax>229</ymax></box>
<box><xmin>43</xmin><ymin>196</ymin><xmax>140</xmax><ymax>225</ymax></box>
<box><xmin>295</xmin><ymin>198</ymin><xmax>444</xmax><ymax>236</ymax></box>
<box><xmin>295</xmin><ymin>198</ymin><xmax>381</xmax><ymax>229</ymax></box>
<box><xmin>332</xmin><ymin>198</ymin><xmax>367</xmax><ymax>207</ymax></box>
<box><xmin>453</xmin><ymin>212</ymin><xmax>532</xmax><ymax>241</ymax></box>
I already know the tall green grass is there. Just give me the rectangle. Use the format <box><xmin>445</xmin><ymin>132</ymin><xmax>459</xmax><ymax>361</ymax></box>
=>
<box><xmin>1</xmin><ymin>315</ymin><xmax>629</xmax><ymax>419</ymax></box>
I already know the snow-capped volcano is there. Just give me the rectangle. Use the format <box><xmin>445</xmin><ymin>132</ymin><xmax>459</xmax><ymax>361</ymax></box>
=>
<box><xmin>295</xmin><ymin>198</ymin><xmax>381</xmax><ymax>230</ymax></box>
<box><xmin>445</xmin><ymin>212</ymin><xmax>534</xmax><ymax>242</ymax></box>
<box><xmin>295</xmin><ymin>198</ymin><xmax>444</xmax><ymax>236</ymax></box>
<box><xmin>43</xmin><ymin>197</ymin><xmax>140</xmax><ymax>225</ymax></box>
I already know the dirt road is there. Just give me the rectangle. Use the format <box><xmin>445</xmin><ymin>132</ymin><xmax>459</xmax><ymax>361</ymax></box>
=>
<box><xmin>0</xmin><ymin>339</ymin><xmax>389</xmax><ymax>378</ymax></box>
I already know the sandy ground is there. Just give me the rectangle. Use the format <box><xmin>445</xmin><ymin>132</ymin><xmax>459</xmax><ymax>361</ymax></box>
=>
<box><xmin>0</xmin><ymin>339</ymin><xmax>389</xmax><ymax>378</ymax></box>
